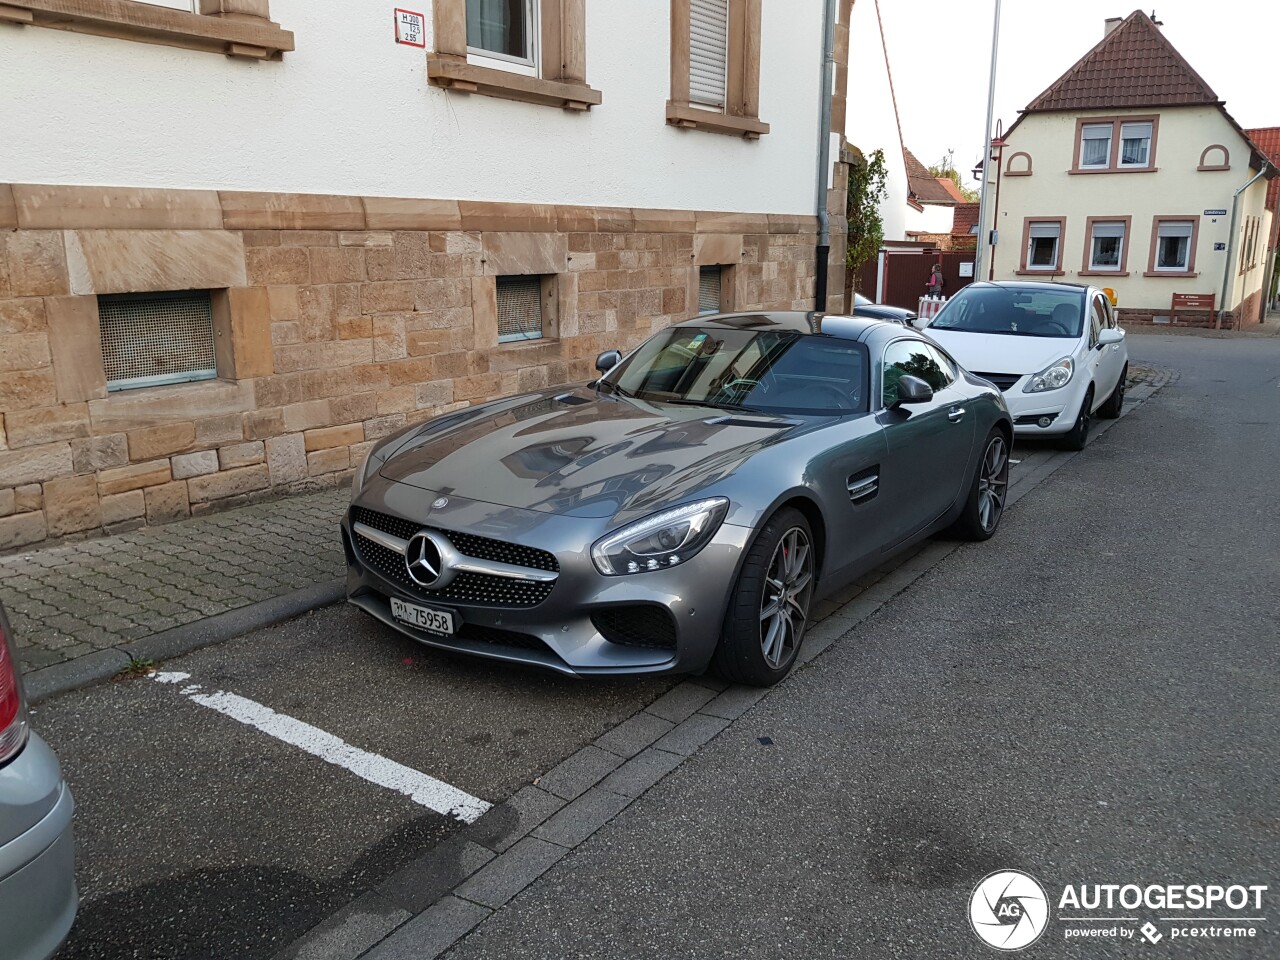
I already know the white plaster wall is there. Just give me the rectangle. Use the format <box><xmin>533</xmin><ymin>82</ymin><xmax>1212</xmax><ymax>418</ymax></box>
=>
<box><xmin>0</xmin><ymin>0</ymin><xmax>824</xmax><ymax>214</ymax></box>
<box><xmin>904</xmin><ymin>202</ymin><xmax>953</xmax><ymax>236</ymax></box>
<box><xmin>988</xmin><ymin>106</ymin><xmax>1269</xmax><ymax>312</ymax></box>
<box><xmin>843</xmin><ymin>0</ymin><xmax>907</xmax><ymax>241</ymax></box>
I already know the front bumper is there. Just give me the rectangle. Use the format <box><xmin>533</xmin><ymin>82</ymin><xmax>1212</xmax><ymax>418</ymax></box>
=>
<box><xmin>999</xmin><ymin>377</ymin><xmax>1087</xmax><ymax>437</ymax></box>
<box><xmin>0</xmin><ymin>735</ymin><xmax>77</xmax><ymax>960</ymax></box>
<box><xmin>343</xmin><ymin>483</ymin><xmax>753</xmax><ymax>677</ymax></box>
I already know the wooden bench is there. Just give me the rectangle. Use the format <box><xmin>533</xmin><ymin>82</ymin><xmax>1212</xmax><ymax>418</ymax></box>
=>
<box><xmin>1170</xmin><ymin>292</ymin><xmax>1215</xmax><ymax>326</ymax></box>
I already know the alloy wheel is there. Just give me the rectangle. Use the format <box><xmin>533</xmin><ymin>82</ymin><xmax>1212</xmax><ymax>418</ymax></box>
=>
<box><xmin>759</xmin><ymin>527</ymin><xmax>814</xmax><ymax>668</ymax></box>
<box><xmin>977</xmin><ymin>436</ymin><xmax>1009</xmax><ymax>532</ymax></box>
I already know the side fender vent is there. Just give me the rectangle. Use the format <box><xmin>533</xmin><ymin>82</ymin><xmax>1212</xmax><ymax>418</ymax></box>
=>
<box><xmin>847</xmin><ymin>467</ymin><xmax>880</xmax><ymax>504</ymax></box>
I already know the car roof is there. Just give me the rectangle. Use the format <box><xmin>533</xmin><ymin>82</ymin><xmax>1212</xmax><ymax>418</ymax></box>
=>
<box><xmin>674</xmin><ymin>311</ymin><xmax>913</xmax><ymax>344</ymax></box>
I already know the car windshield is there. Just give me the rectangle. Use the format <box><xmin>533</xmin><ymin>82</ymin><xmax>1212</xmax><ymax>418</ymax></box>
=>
<box><xmin>929</xmin><ymin>286</ymin><xmax>1086</xmax><ymax>338</ymax></box>
<box><xmin>600</xmin><ymin>326</ymin><xmax>867</xmax><ymax>415</ymax></box>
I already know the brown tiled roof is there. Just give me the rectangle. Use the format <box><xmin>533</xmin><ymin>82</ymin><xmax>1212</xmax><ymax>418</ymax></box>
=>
<box><xmin>935</xmin><ymin>178</ymin><xmax>967</xmax><ymax>202</ymax></box>
<box><xmin>1025</xmin><ymin>10</ymin><xmax>1220</xmax><ymax>112</ymax></box>
<box><xmin>903</xmin><ymin>147</ymin><xmax>957</xmax><ymax>206</ymax></box>
<box><xmin>1246</xmin><ymin>127</ymin><xmax>1280</xmax><ymax>210</ymax></box>
<box><xmin>951</xmin><ymin>202</ymin><xmax>979</xmax><ymax>238</ymax></box>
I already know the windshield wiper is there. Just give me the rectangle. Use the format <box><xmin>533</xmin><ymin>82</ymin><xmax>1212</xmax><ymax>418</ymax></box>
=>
<box><xmin>597</xmin><ymin>380</ymin><xmax>634</xmax><ymax>399</ymax></box>
<box><xmin>663</xmin><ymin>398</ymin><xmax>746</xmax><ymax>412</ymax></box>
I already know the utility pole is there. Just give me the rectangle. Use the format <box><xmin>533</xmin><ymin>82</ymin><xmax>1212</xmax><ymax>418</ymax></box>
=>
<box><xmin>973</xmin><ymin>0</ymin><xmax>1003</xmax><ymax>281</ymax></box>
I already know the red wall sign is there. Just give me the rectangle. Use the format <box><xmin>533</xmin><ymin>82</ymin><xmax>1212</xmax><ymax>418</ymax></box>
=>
<box><xmin>395</xmin><ymin>8</ymin><xmax>425</xmax><ymax>47</ymax></box>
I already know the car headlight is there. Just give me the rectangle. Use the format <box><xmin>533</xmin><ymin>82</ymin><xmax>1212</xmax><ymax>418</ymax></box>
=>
<box><xmin>1023</xmin><ymin>357</ymin><xmax>1074</xmax><ymax>393</ymax></box>
<box><xmin>591</xmin><ymin>498</ymin><xmax>729</xmax><ymax>575</ymax></box>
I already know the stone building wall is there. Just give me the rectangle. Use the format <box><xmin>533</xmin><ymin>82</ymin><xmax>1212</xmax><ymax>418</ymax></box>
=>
<box><xmin>0</xmin><ymin>184</ymin><xmax>847</xmax><ymax>551</ymax></box>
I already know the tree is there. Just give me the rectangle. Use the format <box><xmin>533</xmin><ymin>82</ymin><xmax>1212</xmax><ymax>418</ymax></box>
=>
<box><xmin>929</xmin><ymin>150</ymin><xmax>980</xmax><ymax>203</ymax></box>
<box><xmin>846</xmin><ymin>146</ymin><xmax>888</xmax><ymax>280</ymax></box>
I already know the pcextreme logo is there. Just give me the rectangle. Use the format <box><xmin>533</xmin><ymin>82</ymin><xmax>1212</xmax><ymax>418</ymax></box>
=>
<box><xmin>968</xmin><ymin>871</ymin><xmax>1269</xmax><ymax>951</ymax></box>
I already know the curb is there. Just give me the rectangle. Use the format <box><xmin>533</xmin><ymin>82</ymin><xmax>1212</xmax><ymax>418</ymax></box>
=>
<box><xmin>25</xmin><ymin>578</ymin><xmax>346</xmax><ymax>704</ymax></box>
<box><xmin>275</xmin><ymin>367</ymin><xmax>1178</xmax><ymax>960</ymax></box>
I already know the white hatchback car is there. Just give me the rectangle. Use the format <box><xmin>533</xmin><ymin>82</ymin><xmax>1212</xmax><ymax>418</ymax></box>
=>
<box><xmin>924</xmin><ymin>281</ymin><xmax>1127</xmax><ymax>449</ymax></box>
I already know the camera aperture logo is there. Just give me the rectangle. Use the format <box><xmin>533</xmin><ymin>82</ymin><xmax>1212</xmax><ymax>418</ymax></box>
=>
<box><xmin>970</xmin><ymin>870</ymin><xmax>1050</xmax><ymax>951</ymax></box>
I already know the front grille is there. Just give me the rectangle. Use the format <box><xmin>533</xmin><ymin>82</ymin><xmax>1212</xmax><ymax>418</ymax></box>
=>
<box><xmin>351</xmin><ymin>507</ymin><xmax>557</xmax><ymax>608</ymax></box>
<box><xmin>351</xmin><ymin>507</ymin><xmax>559</xmax><ymax>572</ymax></box>
<box><xmin>973</xmin><ymin>372</ymin><xmax>1021</xmax><ymax>392</ymax></box>
<box><xmin>592</xmin><ymin>606</ymin><xmax>678</xmax><ymax>650</ymax></box>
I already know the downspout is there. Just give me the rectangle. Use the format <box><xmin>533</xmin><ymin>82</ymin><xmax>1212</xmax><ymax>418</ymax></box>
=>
<box><xmin>813</xmin><ymin>0</ymin><xmax>837</xmax><ymax>312</ymax></box>
<box><xmin>1218</xmin><ymin>162</ymin><xmax>1269</xmax><ymax>329</ymax></box>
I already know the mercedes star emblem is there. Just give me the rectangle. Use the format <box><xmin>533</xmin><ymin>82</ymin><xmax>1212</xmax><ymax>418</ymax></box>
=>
<box><xmin>404</xmin><ymin>531</ymin><xmax>451</xmax><ymax>588</ymax></box>
<box><xmin>432</xmin><ymin>497</ymin><xmax>449</xmax><ymax>509</ymax></box>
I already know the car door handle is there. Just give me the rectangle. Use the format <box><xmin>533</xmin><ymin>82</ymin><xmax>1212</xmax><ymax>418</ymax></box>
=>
<box><xmin>948</xmin><ymin>406</ymin><xmax>966</xmax><ymax>422</ymax></box>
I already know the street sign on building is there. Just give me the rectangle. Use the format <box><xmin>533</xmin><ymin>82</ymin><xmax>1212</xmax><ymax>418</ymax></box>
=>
<box><xmin>394</xmin><ymin>9</ymin><xmax>425</xmax><ymax>46</ymax></box>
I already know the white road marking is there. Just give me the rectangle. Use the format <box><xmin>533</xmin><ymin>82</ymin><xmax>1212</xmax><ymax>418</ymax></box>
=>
<box><xmin>149</xmin><ymin>672</ymin><xmax>491</xmax><ymax>823</ymax></box>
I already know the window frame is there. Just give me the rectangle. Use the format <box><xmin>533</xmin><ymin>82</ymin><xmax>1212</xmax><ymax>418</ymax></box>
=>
<box><xmin>465</xmin><ymin>0</ymin><xmax>538</xmax><ymax>74</ymax></box>
<box><xmin>0</xmin><ymin>0</ymin><xmax>294</xmax><ymax>59</ymax></box>
<box><xmin>667</xmin><ymin>0</ymin><xmax>769</xmax><ymax>139</ymax></box>
<box><xmin>1070</xmin><ymin>115</ymin><xmax>1159</xmax><ymax>174</ymax></box>
<box><xmin>1145</xmin><ymin>216</ymin><xmax>1199</xmax><ymax>278</ymax></box>
<box><xmin>429</xmin><ymin>0</ymin><xmax>600</xmax><ymax>111</ymax></box>
<box><xmin>1080</xmin><ymin>215</ymin><xmax>1132</xmax><ymax>277</ymax></box>
<box><xmin>1017</xmin><ymin>217</ymin><xmax>1067</xmax><ymax>276</ymax></box>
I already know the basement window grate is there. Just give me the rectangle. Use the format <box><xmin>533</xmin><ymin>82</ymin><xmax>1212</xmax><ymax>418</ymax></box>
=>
<box><xmin>497</xmin><ymin>275</ymin><xmax>544</xmax><ymax>343</ymax></box>
<box><xmin>99</xmin><ymin>290</ymin><xmax>217</xmax><ymax>392</ymax></box>
<box><xmin>698</xmin><ymin>265</ymin><xmax>723</xmax><ymax>315</ymax></box>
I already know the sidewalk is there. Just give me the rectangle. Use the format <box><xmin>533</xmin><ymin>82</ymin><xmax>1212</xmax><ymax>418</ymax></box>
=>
<box><xmin>2</xmin><ymin>487</ymin><xmax>348</xmax><ymax>697</ymax></box>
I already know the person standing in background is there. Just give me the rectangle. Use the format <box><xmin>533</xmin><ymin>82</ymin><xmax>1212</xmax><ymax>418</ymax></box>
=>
<box><xmin>926</xmin><ymin>263</ymin><xmax>944</xmax><ymax>299</ymax></box>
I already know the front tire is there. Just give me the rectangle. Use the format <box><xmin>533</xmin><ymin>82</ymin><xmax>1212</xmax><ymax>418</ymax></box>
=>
<box><xmin>948</xmin><ymin>428</ymin><xmax>1010</xmax><ymax>542</ymax></box>
<box><xmin>1097</xmin><ymin>364</ymin><xmax>1127</xmax><ymax>419</ymax></box>
<box><xmin>712</xmin><ymin>508</ymin><xmax>815</xmax><ymax>686</ymax></box>
<box><xmin>1058</xmin><ymin>387</ymin><xmax>1093</xmax><ymax>451</ymax></box>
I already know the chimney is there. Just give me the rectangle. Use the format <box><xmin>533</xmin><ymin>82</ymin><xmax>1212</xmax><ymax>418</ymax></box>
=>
<box><xmin>1104</xmin><ymin>17</ymin><xmax>1122</xmax><ymax>36</ymax></box>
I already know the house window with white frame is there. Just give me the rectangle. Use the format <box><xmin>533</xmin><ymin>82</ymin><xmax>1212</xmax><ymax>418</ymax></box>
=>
<box><xmin>1079</xmin><ymin>124</ymin><xmax>1113</xmax><ymax>168</ymax></box>
<box><xmin>1119</xmin><ymin>121</ymin><xmax>1153</xmax><ymax>167</ymax></box>
<box><xmin>1026</xmin><ymin>222</ymin><xmax>1062</xmax><ymax>271</ymax></box>
<box><xmin>1155</xmin><ymin>221</ymin><xmax>1193</xmax><ymax>272</ymax></box>
<box><xmin>1089</xmin><ymin>221</ymin><xmax>1126</xmax><ymax>271</ymax></box>
<box><xmin>467</xmin><ymin>0</ymin><xmax>536</xmax><ymax>74</ymax></box>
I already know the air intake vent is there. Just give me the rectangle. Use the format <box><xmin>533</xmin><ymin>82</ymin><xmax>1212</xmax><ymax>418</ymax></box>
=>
<box><xmin>99</xmin><ymin>290</ymin><xmax>217</xmax><ymax>391</ymax></box>
<box><xmin>555</xmin><ymin>393</ymin><xmax>591</xmax><ymax>406</ymax></box>
<box><xmin>497</xmin><ymin>275</ymin><xmax>544</xmax><ymax>343</ymax></box>
<box><xmin>698</xmin><ymin>265</ymin><xmax>722</xmax><ymax>315</ymax></box>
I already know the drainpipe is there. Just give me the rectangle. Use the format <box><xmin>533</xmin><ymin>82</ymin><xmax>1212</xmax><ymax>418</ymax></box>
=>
<box><xmin>813</xmin><ymin>0</ymin><xmax>837</xmax><ymax>313</ymax></box>
<box><xmin>1218</xmin><ymin>162</ymin><xmax>1269</xmax><ymax>329</ymax></box>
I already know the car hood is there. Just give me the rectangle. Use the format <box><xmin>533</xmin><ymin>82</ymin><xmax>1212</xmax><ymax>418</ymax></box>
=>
<box><xmin>926</xmin><ymin>328</ymin><xmax>1077</xmax><ymax>375</ymax></box>
<box><xmin>376</xmin><ymin>388</ymin><xmax>805</xmax><ymax>520</ymax></box>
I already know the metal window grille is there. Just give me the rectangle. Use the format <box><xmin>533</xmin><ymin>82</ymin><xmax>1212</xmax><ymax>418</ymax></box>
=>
<box><xmin>497</xmin><ymin>276</ymin><xmax>544</xmax><ymax>342</ymax></box>
<box><xmin>99</xmin><ymin>290</ymin><xmax>217</xmax><ymax>392</ymax></box>
<box><xmin>698</xmin><ymin>265</ymin><xmax>723</xmax><ymax>315</ymax></box>
<box><xmin>690</xmin><ymin>0</ymin><xmax>729</xmax><ymax>108</ymax></box>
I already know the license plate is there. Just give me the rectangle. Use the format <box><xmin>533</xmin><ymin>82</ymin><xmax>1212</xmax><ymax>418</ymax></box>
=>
<box><xmin>390</xmin><ymin>597</ymin><xmax>456</xmax><ymax>636</ymax></box>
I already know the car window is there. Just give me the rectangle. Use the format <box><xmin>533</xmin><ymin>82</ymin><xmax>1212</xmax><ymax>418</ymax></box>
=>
<box><xmin>1089</xmin><ymin>297</ymin><xmax>1105</xmax><ymax>345</ymax></box>
<box><xmin>924</xmin><ymin>345</ymin><xmax>956</xmax><ymax>387</ymax></box>
<box><xmin>882</xmin><ymin>340</ymin><xmax>948</xmax><ymax>407</ymax></box>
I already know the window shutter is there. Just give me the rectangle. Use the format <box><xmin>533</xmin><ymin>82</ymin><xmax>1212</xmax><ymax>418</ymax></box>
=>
<box><xmin>689</xmin><ymin>0</ymin><xmax>729</xmax><ymax>108</ymax></box>
<box><xmin>1092</xmin><ymin>222</ymin><xmax>1125</xmax><ymax>239</ymax></box>
<box><xmin>98</xmin><ymin>290</ymin><xmax>217</xmax><ymax>391</ymax></box>
<box><xmin>496</xmin><ymin>275</ymin><xmax>544</xmax><ymax>342</ymax></box>
<box><xmin>1028</xmin><ymin>223</ymin><xmax>1060</xmax><ymax>239</ymax></box>
<box><xmin>698</xmin><ymin>265</ymin><xmax>722</xmax><ymax>314</ymax></box>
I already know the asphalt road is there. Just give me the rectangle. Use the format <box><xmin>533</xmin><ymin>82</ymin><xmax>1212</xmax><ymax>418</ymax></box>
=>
<box><xmin>441</xmin><ymin>334</ymin><xmax>1280</xmax><ymax>959</ymax></box>
<box><xmin>32</xmin><ymin>607</ymin><xmax>674</xmax><ymax>960</ymax></box>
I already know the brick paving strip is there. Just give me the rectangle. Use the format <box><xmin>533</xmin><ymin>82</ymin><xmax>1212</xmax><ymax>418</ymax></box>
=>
<box><xmin>263</xmin><ymin>365</ymin><xmax>1175</xmax><ymax>960</ymax></box>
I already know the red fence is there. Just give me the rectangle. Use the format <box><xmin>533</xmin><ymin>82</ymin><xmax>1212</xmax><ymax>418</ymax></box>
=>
<box><xmin>855</xmin><ymin>249</ymin><xmax>976</xmax><ymax>309</ymax></box>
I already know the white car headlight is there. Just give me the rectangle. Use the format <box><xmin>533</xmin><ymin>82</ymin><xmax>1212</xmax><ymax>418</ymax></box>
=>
<box><xmin>591</xmin><ymin>498</ymin><xmax>729</xmax><ymax>575</ymax></box>
<box><xmin>1023</xmin><ymin>357</ymin><xmax>1074</xmax><ymax>393</ymax></box>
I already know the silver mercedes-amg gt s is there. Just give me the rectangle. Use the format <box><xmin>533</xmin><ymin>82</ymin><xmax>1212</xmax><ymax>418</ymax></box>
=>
<box><xmin>344</xmin><ymin>312</ymin><xmax>1012</xmax><ymax>686</ymax></box>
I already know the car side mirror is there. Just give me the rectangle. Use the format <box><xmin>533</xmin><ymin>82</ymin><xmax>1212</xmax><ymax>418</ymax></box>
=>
<box><xmin>1097</xmin><ymin>328</ymin><xmax>1124</xmax><ymax>346</ymax></box>
<box><xmin>893</xmin><ymin>375</ymin><xmax>933</xmax><ymax>406</ymax></box>
<box><xmin>596</xmin><ymin>350</ymin><xmax>622</xmax><ymax>374</ymax></box>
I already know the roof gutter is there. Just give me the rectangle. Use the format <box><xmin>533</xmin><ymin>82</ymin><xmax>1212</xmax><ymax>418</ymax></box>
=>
<box><xmin>813</xmin><ymin>0</ymin><xmax>837</xmax><ymax>313</ymax></box>
<box><xmin>1217</xmin><ymin>162</ymin><xmax>1270</xmax><ymax>329</ymax></box>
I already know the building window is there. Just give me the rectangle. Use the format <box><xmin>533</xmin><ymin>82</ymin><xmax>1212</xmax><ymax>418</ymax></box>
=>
<box><xmin>1119</xmin><ymin>121</ymin><xmax>1152</xmax><ymax>167</ymax></box>
<box><xmin>99</xmin><ymin>290</ymin><xmax>218</xmax><ymax>392</ymax></box>
<box><xmin>467</xmin><ymin>0</ymin><xmax>535</xmax><ymax>70</ymax></box>
<box><xmin>1024</xmin><ymin>221</ymin><xmax>1063</xmax><ymax>272</ymax></box>
<box><xmin>496</xmin><ymin>275</ymin><xmax>545</xmax><ymax>342</ymax></box>
<box><xmin>1079</xmin><ymin>124</ymin><xmax>1113</xmax><ymax>168</ymax></box>
<box><xmin>689</xmin><ymin>0</ymin><xmax>729</xmax><ymax>108</ymax></box>
<box><xmin>667</xmin><ymin>0</ymin><xmax>768</xmax><ymax>138</ymax></box>
<box><xmin>1088</xmin><ymin>221</ymin><xmax>1126</xmax><ymax>272</ymax></box>
<box><xmin>698</xmin><ymin>266</ymin><xmax>723</xmax><ymax>315</ymax></box>
<box><xmin>1073</xmin><ymin>116</ymin><xmax>1157</xmax><ymax>172</ymax></box>
<box><xmin>1154</xmin><ymin>221</ymin><xmax>1193</xmax><ymax>273</ymax></box>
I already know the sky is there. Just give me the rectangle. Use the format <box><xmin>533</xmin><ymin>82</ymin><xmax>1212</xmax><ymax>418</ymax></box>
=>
<box><xmin>873</xmin><ymin>0</ymin><xmax>1279</xmax><ymax>186</ymax></box>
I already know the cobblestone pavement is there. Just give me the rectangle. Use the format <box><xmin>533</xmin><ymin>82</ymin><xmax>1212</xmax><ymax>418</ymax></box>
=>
<box><xmin>2</xmin><ymin>488</ymin><xmax>348</xmax><ymax>673</ymax></box>
<box><xmin>2</xmin><ymin>363</ymin><xmax>1172</xmax><ymax>682</ymax></box>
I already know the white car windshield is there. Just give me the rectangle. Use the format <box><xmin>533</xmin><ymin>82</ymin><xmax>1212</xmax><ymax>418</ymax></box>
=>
<box><xmin>930</xmin><ymin>287</ymin><xmax>1086</xmax><ymax>338</ymax></box>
